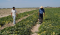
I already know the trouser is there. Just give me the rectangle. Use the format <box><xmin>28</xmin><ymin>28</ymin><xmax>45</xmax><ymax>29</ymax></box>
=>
<box><xmin>12</xmin><ymin>16</ymin><xmax>16</xmax><ymax>24</ymax></box>
<box><xmin>39</xmin><ymin>14</ymin><xmax>43</xmax><ymax>23</ymax></box>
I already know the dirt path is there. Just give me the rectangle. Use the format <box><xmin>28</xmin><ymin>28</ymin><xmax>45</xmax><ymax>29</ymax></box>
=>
<box><xmin>0</xmin><ymin>14</ymin><xmax>32</xmax><ymax>30</ymax></box>
<box><xmin>31</xmin><ymin>22</ymin><xmax>41</xmax><ymax>35</ymax></box>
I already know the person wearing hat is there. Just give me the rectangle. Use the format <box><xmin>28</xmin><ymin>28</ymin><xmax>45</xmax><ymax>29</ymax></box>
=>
<box><xmin>38</xmin><ymin>6</ymin><xmax>45</xmax><ymax>24</ymax></box>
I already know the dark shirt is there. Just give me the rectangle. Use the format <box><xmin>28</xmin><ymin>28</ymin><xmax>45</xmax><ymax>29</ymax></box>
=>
<box><xmin>39</xmin><ymin>8</ymin><xmax>45</xmax><ymax>14</ymax></box>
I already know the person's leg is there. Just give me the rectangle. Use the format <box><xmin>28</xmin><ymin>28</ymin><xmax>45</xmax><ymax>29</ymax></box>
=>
<box><xmin>14</xmin><ymin>16</ymin><xmax>16</xmax><ymax>24</ymax></box>
<box><xmin>39</xmin><ymin>14</ymin><xmax>42</xmax><ymax>23</ymax></box>
<box><xmin>41</xmin><ymin>14</ymin><xmax>43</xmax><ymax>23</ymax></box>
<box><xmin>39</xmin><ymin>17</ymin><xmax>41</xmax><ymax>22</ymax></box>
<box><xmin>13</xmin><ymin>16</ymin><xmax>14</xmax><ymax>24</ymax></box>
<box><xmin>13</xmin><ymin>16</ymin><xmax>16</xmax><ymax>24</ymax></box>
<box><xmin>39</xmin><ymin>14</ymin><xmax>43</xmax><ymax>23</ymax></box>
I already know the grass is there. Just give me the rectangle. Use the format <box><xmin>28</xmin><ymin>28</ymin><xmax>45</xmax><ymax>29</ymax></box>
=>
<box><xmin>38</xmin><ymin>8</ymin><xmax>60</xmax><ymax>35</ymax></box>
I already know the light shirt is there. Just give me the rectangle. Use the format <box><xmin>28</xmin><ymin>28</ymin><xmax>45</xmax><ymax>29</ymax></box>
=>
<box><xmin>39</xmin><ymin>9</ymin><xmax>45</xmax><ymax>14</ymax></box>
<box><xmin>11</xmin><ymin>9</ymin><xmax>17</xmax><ymax>16</ymax></box>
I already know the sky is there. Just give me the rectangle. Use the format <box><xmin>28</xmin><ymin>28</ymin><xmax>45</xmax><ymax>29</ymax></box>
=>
<box><xmin>0</xmin><ymin>0</ymin><xmax>60</xmax><ymax>8</ymax></box>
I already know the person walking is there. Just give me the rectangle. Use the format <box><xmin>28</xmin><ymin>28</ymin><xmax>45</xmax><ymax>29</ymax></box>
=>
<box><xmin>38</xmin><ymin>6</ymin><xmax>45</xmax><ymax>24</ymax></box>
<box><xmin>11</xmin><ymin>7</ymin><xmax>18</xmax><ymax>25</ymax></box>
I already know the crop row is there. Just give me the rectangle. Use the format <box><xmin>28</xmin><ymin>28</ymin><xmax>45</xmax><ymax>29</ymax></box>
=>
<box><xmin>0</xmin><ymin>11</ymin><xmax>38</xmax><ymax>35</ymax></box>
<box><xmin>0</xmin><ymin>10</ymin><xmax>38</xmax><ymax>26</ymax></box>
<box><xmin>38</xmin><ymin>8</ymin><xmax>60</xmax><ymax>35</ymax></box>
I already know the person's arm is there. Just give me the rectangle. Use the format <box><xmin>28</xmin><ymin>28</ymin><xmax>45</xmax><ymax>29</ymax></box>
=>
<box><xmin>38</xmin><ymin>12</ymin><xmax>39</xmax><ymax>15</ymax></box>
<box><xmin>44</xmin><ymin>12</ymin><xmax>45</xmax><ymax>16</ymax></box>
<box><xmin>38</xmin><ymin>9</ymin><xmax>40</xmax><ymax>15</ymax></box>
<box><xmin>43</xmin><ymin>9</ymin><xmax>45</xmax><ymax>16</ymax></box>
<box><xmin>15</xmin><ymin>10</ymin><xmax>18</xmax><ymax>17</ymax></box>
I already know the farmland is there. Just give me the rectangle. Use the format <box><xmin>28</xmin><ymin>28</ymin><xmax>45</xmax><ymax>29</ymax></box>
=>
<box><xmin>0</xmin><ymin>8</ymin><xmax>36</xmax><ymax>26</ymax></box>
<box><xmin>38</xmin><ymin>8</ymin><xmax>60</xmax><ymax>35</ymax></box>
<box><xmin>0</xmin><ymin>8</ymin><xmax>60</xmax><ymax>35</ymax></box>
<box><xmin>0</xmin><ymin>9</ymin><xmax>38</xmax><ymax>35</ymax></box>
<box><xmin>0</xmin><ymin>9</ymin><xmax>37</xmax><ymax>27</ymax></box>
<box><xmin>0</xmin><ymin>8</ymin><xmax>36</xmax><ymax>18</ymax></box>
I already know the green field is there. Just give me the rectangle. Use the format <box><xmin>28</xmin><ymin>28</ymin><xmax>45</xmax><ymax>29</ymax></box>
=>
<box><xmin>0</xmin><ymin>9</ymin><xmax>38</xmax><ymax>35</ymax></box>
<box><xmin>0</xmin><ymin>8</ymin><xmax>60</xmax><ymax>35</ymax></box>
<box><xmin>0</xmin><ymin>10</ymin><xmax>37</xmax><ymax>27</ymax></box>
<box><xmin>38</xmin><ymin>8</ymin><xmax>60</xmax><ymax>35</ymax></box>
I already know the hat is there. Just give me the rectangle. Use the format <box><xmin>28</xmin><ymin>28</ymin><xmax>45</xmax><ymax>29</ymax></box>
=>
<box><xmin>40</xmin><ymin>6</ymin><xmax>43</xmax><ymax>8</ymax></box>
